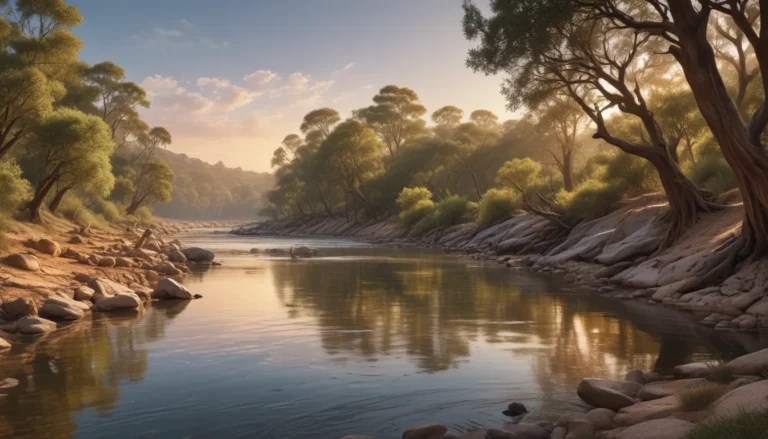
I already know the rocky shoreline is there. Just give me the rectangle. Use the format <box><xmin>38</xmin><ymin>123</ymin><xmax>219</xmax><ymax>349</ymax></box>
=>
<box><xmin>0</xmin><ymin>219</ymin><xmax>231</xmax><ymax>341</ymax></box>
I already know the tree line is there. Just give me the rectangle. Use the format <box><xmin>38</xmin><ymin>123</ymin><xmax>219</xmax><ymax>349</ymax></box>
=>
<box><xmin>266</xmin><ymin>0</ymin><xmax>766</xmax><ymax>280</ymax></box>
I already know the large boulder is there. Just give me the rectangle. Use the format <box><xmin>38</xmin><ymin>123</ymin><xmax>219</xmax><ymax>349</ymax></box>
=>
<box><xmin>672</xmin><ymin>362</ymin><xmax>711</xmax><ymax>378</ymax></box>
<box><xmin>577</xmin><ymin>379</ymin><xmax>641</xmax><ymax>411</ymax></box>
<box><xmin>168</xmin><ymin>250</ymin><xmax>187</xmax><ymax>263</ymax></box>
<box><xmin>152</xmin><ymin>278</ymin><xmax>194</xmax><ymax>300</ymax></box>
<box><xmin>129</xmin><ymin>284</ymin><xmax>153</xmax><ymax>304</ymax></box>
<box><xmin>0</xmin><ymin>338</ymin><xmax>10</xmax><ymax>350</ymax></box>
<box><xmin>3</xmin><ymin>298</ymin><xmax>38</xmax><ymax>320</ymax></box>
<box><xmin>39</xmin><ymin>297</ymin><xmax>86</xmax><ymax>321</ymax></box>
<box><xmin>614</xmin><ymin>395</ymin><xmax>680</xmax><ymax>426</ymax></box>
<box><xmin>615</xmin><ymin>418</ymin><xmax>694</xmax><ymax>439</ymax></box>
<box><xmin>36</xmin><ymin>238</ymin><xmax>61</xmax><ymax>257</ymax></box>
<box><xmin>181</xmin><ymin>247</ymin><xmax>215</xmax><ymax>262</ymax></box>
<box><xmin>725</xmin><ymin>347</ymin><xmax>768</xmax><ymax>375</ymax></box>
<box><xmin>711</xmin><ymin>380</ymin><xmax>768</xmax><ymax>418</ymax></box>
<box><xmin>16</xmin><ymin>316</ymin><xmax>57</xmax><ymax>335</ymax></box>
<box><xmin>93</xmin><ymin>293</ymin><xmax>143</xmax><ymax>312</ymax></box>
<box><xmin>87</xmin><ymin>278</ymin><xmax>135</xmax><ymax>301</ymax></box>
<box><xmin>3</xmin><ymin>253</ymin><xmax>41</xmax><ymax>272</ymax></box>
<box><xmin>292</xmin><ymin>246</ymin><xmax>316</xmax><ymax>258</ymax></box>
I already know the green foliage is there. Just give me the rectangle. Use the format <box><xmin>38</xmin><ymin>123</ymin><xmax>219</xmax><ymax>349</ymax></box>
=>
<box><xmin>354</xmin><ymin>85</ymin><xmax>428</xmax><ymax>157</ymax></box>
<box><xmin>0</xmin><ymin>159</ymin><xmax>32</xmax><ymax>219</ymax></box>
<box><xmin>706</xmin><ymin>362</ymin><xmax>735</xmax><ymax>384</ymax></box>
<box><xmin>57</xmin><ymin>193</ymin><xmax>109</xmax><ymax>228</ymax></box>
<box><xmin>685</xmin><ymin>412</ymin><xmax>768</xmax><ymax>439</ymax></box>
<box><xmin>127</xmin><ymin>206</ymin><xmax>154</xmax><ymax>226</ymax></box>
<box><xmin>477</xmin><ymin>188</ymin><xmax>519</xmax><ymax>227</ymax></box>
<box><xmin>431</xmin><ymin>106</ymin><xmax>464</xmax><ymax>128</ymax></box>
<box><xmin>396</xmin><ymin>187</ymin><xmax>433</xmax><ymax>212</ymax></box>
<box><xmin>128</xmin><ymin>159</ymin><xmax>174</xmax><ymax>214</ymax></box>
<box><xmin>678</xmin><ymin>383</ymin><xmax>726</xmax><ymax>412</ymax></box>
<box><xmin>556</xmin><ymin>179</ymin><xmax>624</xmax><ymax>222</ymax></box>
<box><xmin>400</xmin><ymin>200</ymin><xmax>435</xmax><ymax>227</ymax></box>
<box><xmin>432</xmin><ymin>195</ymin><xmax>473</xmax><ymax>227</ymax></box>
<box><xmin>90</xmin><ymin>198</ymin><xmax>122</xmax><ymax>223</ymax></box>
<box><xmin>300</xmin><ymin>108</ymin><xmax>340</xmax><ymax>138</ymax></box>
<box><xmin>469</xmin><ymin>109</ymin><xmax>498</xmax><ymax>130</ymax></box>
<box><xmin>686</xmin><ymin>139</ymin><xmax>738</xmax><ymax>196</ymax></box>
<box><xmin>495</xmin><ymin>158</ymin><xmax>543</xmax><ymax>195</ymax></box>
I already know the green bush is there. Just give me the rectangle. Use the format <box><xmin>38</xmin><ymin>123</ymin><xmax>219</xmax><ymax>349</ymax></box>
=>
<box><xmin>400</xmin><ymin>199</ymin><xmax>435</xmax><ymax>227</ymax></box>
<box><xmin>580</xmin><ymin>151</ymin><xmax>660</xmax><ymax>198</ymax></box>
<box><xmin>686</xmin><ymin>155</ymin><xmax>737</xmax><ymax>196</ymax></box>
<box><xmin>678</xmin><ymin>382</ymin><xmax>725</xmax><ymax>412</ymax></box>
<box><xmin>477</xmin><ymin>189</ymin><xmax>519</xmax><ymax>227</ymax></box>
<box><xmin>0</xmin><ymin>159</ymin><xmax>32</xmax><ymax>219</ymax></box>
<box><xmin>91</xmin><ymin>198</ymin><xmax>123</xmax><ymax>223</ymax></box>
<box><xmin>128</xmin><ymin>206</ymin><xmax>155</xmax><ymax>226</ymax></box>
<box><xmin>685</xmin><ymin>411</ymin><xmax>768</xmax><ymax>439</ymax></box>
<box><xmin>396</xmin><ymin>187</ymin><xmax>433</xmax><ymax>211</ymax></box>
<box><xmin>433</xmin><ymin>195</ymin><xmax>472</xmax><ymax>227</ymax></box>
<box><xmin>58</xmin><ymin>194</ymin><xmax>110</xmax><ymax>229</ymax></box>
<box><xmin>556</xmin><ymin>179</ymin><xmax>624</xmax><ymax>222</ymax></box>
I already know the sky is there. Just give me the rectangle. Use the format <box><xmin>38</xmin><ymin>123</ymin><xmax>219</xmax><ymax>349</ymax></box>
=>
<box><xmin>69</xmin><ymin>0</ymin><xmax>510</xmax><ymax>173</ymax></box>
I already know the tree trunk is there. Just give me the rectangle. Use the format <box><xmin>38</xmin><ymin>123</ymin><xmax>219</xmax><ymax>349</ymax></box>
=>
<box><xmin>48</xmin><ymin>185</ymin><xmax>74</xmax><ymax>214</ymax></box>
<box><xmin>125</xmin><ymin>200</ymin><xmax>141</xmax><ymax>215</ymax></box>
<box><xmin>469</xmin><ymin>169</ymin><xmax>482</xmax><ymax>201</ymax></box>
<box><xmin>671</xmin><ymin>15</ymin><xmax>768</xmax><ymax>258</ymax></box>
<box><xmin>562</xmin><ymin>149</ymin><xmax>575</xmax><ymax>192</ymax></box>
<box><xmin>316</xmin><ymin>182</ymin><xmax>333</xmax><ymax>217</ymax></box>
<box><xmin>28</xmin><ymin>178</ymin><xmax>57</xmax><ymax>222</ymax></box>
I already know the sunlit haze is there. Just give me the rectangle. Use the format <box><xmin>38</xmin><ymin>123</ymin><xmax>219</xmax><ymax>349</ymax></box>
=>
<box><xmin>70</xmin><ymin>0</ymin><xmax>508</xmax><ymax>172</ymax></box>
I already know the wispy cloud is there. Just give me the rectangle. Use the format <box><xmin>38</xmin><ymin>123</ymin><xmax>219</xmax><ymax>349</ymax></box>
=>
<box><xmin>132</xmin><ymin>19</ymin><xmax>227</xmax><ymax>50</ymax></box>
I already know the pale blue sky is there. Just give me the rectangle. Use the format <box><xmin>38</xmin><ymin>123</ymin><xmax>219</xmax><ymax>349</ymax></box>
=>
<box><xmin>70</xmin><ymin>0</ymin><xmax>509</xmax><ymax>172</ymax></box>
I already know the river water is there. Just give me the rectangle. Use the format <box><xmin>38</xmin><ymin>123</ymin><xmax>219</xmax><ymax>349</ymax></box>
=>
<box><xmin>0</xmin><ymin>230</ymin><xmax>766</xmax><ymax>439</ymax></box>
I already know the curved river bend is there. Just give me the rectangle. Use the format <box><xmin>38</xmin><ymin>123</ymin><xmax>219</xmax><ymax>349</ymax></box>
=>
<box><xmin>0</xmin><ymin>231</ymin><xmax>765</xmax><ymax>439</ymax></box>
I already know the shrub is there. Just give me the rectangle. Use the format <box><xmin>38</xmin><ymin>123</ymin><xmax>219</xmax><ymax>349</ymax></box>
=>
<box><xmin>678</xmin><ymin>382</ymin><xmax>725</xmax><ymax>412</ymax></box>
<box><xmin>556</xmin><ymin>179</ymin><xmax>624</xmax><ymax>222</ymax></box>
<box><xmin>58</xmin><ymin>194</ymin><xmax>110</xmax><ymax>229</ymax></box>
<box><xmin>685</xmin><ymin>411</ymin><xmax>768</xmax><ymax>439</ymax></box>
<box><xmin>128</xmin><ymin>206</ymin><xmax>154</xmax><ymax>226</ymax></box>
<box><xmin>90</xmin><ymin>198</ymin><xmax>123</xmax><ymax>223</ymax></box>
<box><xmin>706</xmin><ymin>361</ymin><xmax>734</xmax><ymax>384</ymax></box>
<box><xmin>477</xmin><ymin>189</ymin><xmax>519</xmax><ymax>228</ymax></box>
<box><xmin>433</xmin><ymin>195</ymin><xmax>472</xmax><ymax>227</ymax></box>
<box><xmin>397</xmin><ymin>187</ymin><xmax>435</xmax><ymax>227</ymax></box>
<box><xmin>0</xmin><ymin>159</ymin><xmax>32</xmax><ymax>219</ymax></box>
<box><xmin>687</xmin><ymin>155</ymin><xmax>737</xmax><ymax>196</ymax></box>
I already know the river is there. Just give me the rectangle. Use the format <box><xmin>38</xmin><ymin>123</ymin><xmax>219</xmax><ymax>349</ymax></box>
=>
<box><xmin>0</xmin><ymin>230</ymin><xmax>765</xmax><ymax>439</ymax></box>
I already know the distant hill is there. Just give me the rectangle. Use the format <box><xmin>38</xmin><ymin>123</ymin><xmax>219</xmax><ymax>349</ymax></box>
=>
<box><xmin>149</xmin><ymin>149</ymin><xmax>273</xmax><ymax>220</ymax></box>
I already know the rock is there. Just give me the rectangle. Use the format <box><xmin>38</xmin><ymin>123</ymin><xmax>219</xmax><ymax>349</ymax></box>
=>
<box><xmin>711</xmin><ymin>379</ymin><xmax>768</xmax><ymax>418</ymax></box>
<box><xmin>615</xmin><ymin>419</ymin><xmax>694</xmax><ymax>439</ymax></box>
<box><xmin>115</xmin><ymin>257</ymin><xmax>135</xmax><ymax>268</ymax></box>
<box><xmin>129</xmin><ymin>284</ymin><xmax>153</xmax><ymax>304</ymax></box>
<box><xmin>746</xmin><ymin>297</ymin><xmax>768</xmax><ymax>317</ymax></box>
<box><xmin>152</xmin><ymin>278</ymin><xmax>194</xmax><ymax>300</ymax></box>
<box><xmin>725</xmin><ymin>347</ymin><xmax>768</xmax><ymax>375</ymax></box>
<box><xmin>69</xmin><ymin>235</ymin><xmax>84</xmax><ymax>244</ymax></box>
<box><xmin>500</xmin><ymin>424</ymin><xmax>550</xmax><ymax>439</ymax></box>
<box><xmin>672</xmin><ymin>362</ymin><xmax>710</xmax><ymax>378</ymax></box>
<box><xmin>577</xmin><ymin>379</ymin><xmax>641</xmax><ymax>411</ymax></box>
<box><xmin>129</xmin><ymin>248</ymin><xmax>158</xmax><ymax>261</ymax></box>
<box><xmin>193</xmin><ymin>294</ymin><xmax>203</xmax><ymax>299</ymax></box>
<box><xmin>586</xmin><ymin>408</ymin><xmax>615</xmax><ymax>430</ymax></box>
<box><xmin>73</xmin><ymin>286</ymin><xmax>95</xmax><ymax>301</ymax></box>
<box><xmin>93</xmin><ymin>293</ymin><xmax>143</xmax><ymax>312</ymax></box>
<box><xmin>637</xmin><ymin>378</ymin><xmax>705</xmax><ymax>401</ymax></box>
<box><xmin>3</xmin><ymin>298</ymin><xmax>37</xmax><ymax>320</ymax></box>
<box><xmin>249</xmin><ymin>248</ymin><xmax>260</xmax><ymax>254</ymax></box>
<box><xmin>36</xmin><ymin>238</ymin><xmax>61</xmax><ymax>257</ymax></box>
<box><xmin>3</xmin><ymin>253</ymin><xmax>41</xmax><ymax>272</ymax></box>
<box><xmin>614</xmin><ymin>395</ymin><xmax>680</xmax><ymax>426</ymax></box>
<box><xmin>145</xmin><ymin>270</ymin><xmax>159</xmax><ymax>282</ymax></box>
<box><xmin>154</xmin><ymin>261</ymin><xmax>182</xmax><ymax>276</ymax></box>
<box><xmin>39</xmin><ymin>297</ymin><xmax>85</xmax><ymax>321</ymax></box>
<box><xmin>503</xmin><ymin>401</ymin><xmax>528</xmax><ymax>416</ymax></box>
<box><xmin>0</xmin><ymin>378</ymin><xmax>19</xmax><ymax>389</ymax></box>
<box><xmin>555</xmin><ymin>412</ymin><xmax>593</xmax><ymax>438</ymax></box>
<box><xmin>88</xmin><ymin>278</ymin><xmax>135</xmax><ymax>301</ymax></box>
<box><xmin>624</xmin><ymin>370</ymin><xmax>646</xmax><ymax>384</ymax></box>
<box><xmin>402</xmin><ymin>424</ymin><xmax>447</xmax><ymax>439</ymax></box>
<box><xmin>0</xmin><ymin>338</ymin><xmax>10</xmax><ymax>350</ymax></box>
<box><xmin>168</xmin><ymin>250</ymin><xmax>187</xmax><ymax>263</ymax></box>
<box><xmin>550</xmin><ymin>427</ymin><xmax>566</xmax><ymax>439</ymax></box>
<box><xmin>293</xmin><ymin>246</ymin><xmax>315</xmax><ymax>257</ymax></box>
<box><xmin>97</xmin><ymin>256</ymin><xmax>116</xmax><ymax>267</ymax></box>
<box><xmin>87</xmin><ymin>254</ymin><xmax>101</xmax><ymax>265</ymax></box>
<box><xmin>16</xmin><ymin>316</ymin><xmax>57</xmax><ymax>335</ymax></box>
<box><xmin>181</xmin><ymin>247</ymin><xmax>215</xmax><ymax>262</ymax></box>
<box><xmin>62</xmin><ymin>248</ymin><xmax>86</xmax><ymax>261</ymax></box>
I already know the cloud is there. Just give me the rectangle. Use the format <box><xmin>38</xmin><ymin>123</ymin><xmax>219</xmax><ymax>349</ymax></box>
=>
<box><xmin>180</xmin><ymin>18</ymin><xmax>194</xmax><ymax>29</ymax></box>
<box><xmin>332</xmin><ymin>62</ymin><xmax>356</xmax><ymax>76</ymax></box>
<box><xmin>243</xmin><ymin>70</ymin><xmax>278</xmax><ymax>92</ymax></box>
<box><xmin>197</xmin><ymin>77</ymin><xmax>255</xmax><ymax>110</ymax></box>
<box><xmin>133</xmin><ymin>21</ymin><xmax>227</xmax><ymax>50</ymax></box>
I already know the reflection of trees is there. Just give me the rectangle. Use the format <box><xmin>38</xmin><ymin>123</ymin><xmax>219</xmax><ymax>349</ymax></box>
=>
<box><xmin>270</xmin><ymin>257</ymin><xmax>762</xmax><ymax>383</ymax></box>
<box><xmin>0</xmin><ymin>303</ymin><xmax>188</xmax><ymax>439</ymax></box>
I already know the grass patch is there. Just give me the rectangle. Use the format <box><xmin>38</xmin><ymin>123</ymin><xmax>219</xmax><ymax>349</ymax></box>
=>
<box><xmin>685</xmin><ymin>411</ymin><xmax>768</xmax><ymax>439</ymax></box>
<box><xmin>706</xmin><ymin>361</ymin><xmax>734</xmax><ymax>384</ymax></box>
<box><xmin>679</xmin><ymin>382</ymin><xmax>726</xmax><ymax>412</ymax></box>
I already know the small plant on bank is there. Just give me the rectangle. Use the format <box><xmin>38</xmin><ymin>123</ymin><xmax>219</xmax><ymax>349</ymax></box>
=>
<box><xmin>397</xmin><ymin>187</ymin><xmax>435</xmax><ymax>227</ymax></box>
<box><xmin>678</xmin><ymin>382</ymin><xmax>726</xmax><ymax>412</ymax></box>
<box><xmin>476</xmin><ymin>188</ymin><xmax>519</xmax><ymax>227</ymax></box>
<box><xmin>706</xmin><ymin>361</ymin><xmax>734</xmax><ymax>384</ymax></box>
<box><xmin>685</xmin><ymin>411</ymin><xmax>768</xmax><ymax>439</ymax></box>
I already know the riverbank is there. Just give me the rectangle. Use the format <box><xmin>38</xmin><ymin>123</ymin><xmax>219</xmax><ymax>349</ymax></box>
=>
<box><xmin>234</xmin><ymin>194</ymin><xmax>768</xmax><ymax>334</ymax></box>
<box><xmin>0</xmin><ymin>213</ymin><xmax>235</xmax><ymax>339</ymax></box>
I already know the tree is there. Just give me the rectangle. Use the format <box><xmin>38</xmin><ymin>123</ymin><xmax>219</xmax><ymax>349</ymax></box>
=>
<box><xmin>463</xmin><ymin>2</ymin><xmax>715</xmax><ymax>247</ymax></box>
<box><xmin>84</xmin><ymin>61</ymin><xmax>150</xmax><ymax>142</ymax></box>
<box><xmin>469</xmin><ymin>109</ymin><xmax>499</xmax><ymax>130</ymax></box>
<box><xmin>448</xmin><ymin>122</ymin><xmax>502</xmax><ymax>200</ymax></box>
<box><xmin>318</xmin><ymin>120</ymin><xmax>383</xmax><ymax>219</ymax></box>
<box><xmin>125</xmin><ymin>160</ymin><xmax>174</xmax><ymax>215</ymax></box>
<box><xmin>25</xmin><ymin>107</ymin><xmax>115</xmax><ymax>221</ymax></box>
<box><xmin>432</xmin><ymin>106</ymin><xmax>464</xmax><ymax>128</ymax></box>
<box><xmin>133</xmin><ymin>126</ymin><xmax>171</xmax><ymax>164</ymax></box>
<box><xmin>354</xmin><ymin>85</ymin><xmax>428</xmax><ymax>157</ymax></box>
<box><xmin>299</xmin><ymin>108</ymin><xmax>340</xmax><ymax>139</ymax></box>
<box><xmin>496</xmin><ymin>158</ymin><xmax>543</xmax><ymax>201</ymax></box>
<box><xmin>0</xmin><ymin>0</ymin><xmax>84</xmax><ymax>160</ymax></box>
<box><xmin>281</xmin><ymin>134</ymin><xmax>302</xmax><ymax>154</ymax></box>
<box><xmin>535</xmin><ymin>95</ymin><xmax>587</xmax><ymax>191</ymax></box>
<box><xmin>271</xmin><ymin>147</ymin><xmax>289</xmax><ymax>169</ymax></box>
<box><xmin>576</xmin><ymin>0</ymin><xmax>768</xmax><ymax>262</ymax></box>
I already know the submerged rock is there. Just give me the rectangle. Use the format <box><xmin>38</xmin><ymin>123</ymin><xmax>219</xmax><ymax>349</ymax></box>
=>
<box><xmin>16</xmin><ymin>316</ymin><xmax>57</xmax><ymax>335</ymax></box>
<box><xmin>152</xmin><ymin>278</ymin><xmax>194</xmax><ymax>300</ymax></box>
<box><xmin>88</xmin><ymin>278</ymin><xmax>135</xmax><ymax>301</ymax></box>
<box><xmin>168</xmin><ymin>249</ymin><xmax>187</xmax><ymax>263</ymax></box>
<box><xmin>181</xmin><ymin>247</ymin><xmax>215</xmax><ymax>262</ymax></box>
<box><xmin>502</xmin><ymin>401</ymin><xmax>528</xmax><ymax>416</ymax></box>
<box><xmin>39</xmin><ymin>297</ymin><xmax>86</xmax><ymax>321</ymax></box>
<box><xmin>93</xmin><ymin>293</ymin><xmax>143</xmax><ymax>311</ymax></box>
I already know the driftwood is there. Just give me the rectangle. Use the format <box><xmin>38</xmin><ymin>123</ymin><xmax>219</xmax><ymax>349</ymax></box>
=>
<box><xmin>135</xmin><ymin>229</ymin><xmax>153</xmax><ymax>250</ymax></box>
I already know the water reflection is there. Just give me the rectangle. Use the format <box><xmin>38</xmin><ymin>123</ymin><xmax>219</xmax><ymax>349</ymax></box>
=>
<box><xmin>0</xmin><ymin>303</ymin><xmax>186</xmax><ymax>439</ymax></box>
